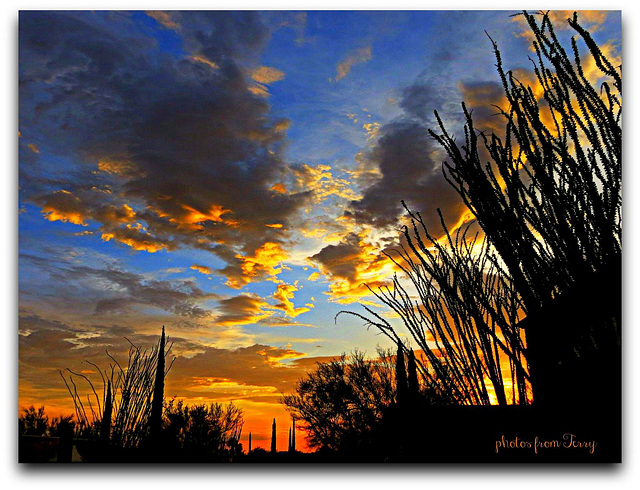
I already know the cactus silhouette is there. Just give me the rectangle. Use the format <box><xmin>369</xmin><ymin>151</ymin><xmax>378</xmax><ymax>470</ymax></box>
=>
<box><xmin>100</xmin><ymin>380</ymin><xmax>112</xmax><ymax>446</ymax></box>
<box><xmin>270</xmin><ymin>418</ymin><xmax>276</xmax><ymax>453</ymax></box>
<box><xmin>407</xmin><ymin>349</ymin><xmax>419</xmax><ymax>401</ymax></box>
<box><xmin>395</xmin><ymin>341</ymin><xmax>407</xmax><ymax>406</ymax></box>
<box><xmin>150</xmin><ymin>326</ymin><xmax>165</xmax><ymax>444</ymax></box>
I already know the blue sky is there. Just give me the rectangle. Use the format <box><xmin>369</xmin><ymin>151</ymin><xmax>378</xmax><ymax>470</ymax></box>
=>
<box><xmin>17</xmin><ymin>9</ymin><xmax>622</xmax><ymax>451</ymax></box>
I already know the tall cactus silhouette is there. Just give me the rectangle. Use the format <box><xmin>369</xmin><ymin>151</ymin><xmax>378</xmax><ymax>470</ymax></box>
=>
<box><xmin>395</xmin><ymin>341</ymin><xmax>407</xmax><ymax>406</ymax></box>
<box><xmin>150</xmin><ymin>326</ymin><xmax>165</xmax><ymax>444</ymax></box>
<box><xmin>291</xmin><ymin>416</ymin><xmax>296</xmax><ymax>452</ymax></box>
<box><xmin>100</xmin><ymin>380</ymin><xmax>112</xmax><ymax>446</ymax></box>
<box><xmin>270</xmin><ymin>418</ymin><xmax>276</xmax><ymax>453</ymax></box>
<box><xmin>248</xmin><ymin>432</ymin><xmax>252</xmax><ymax>453</ymax></box>
<box><xmin>407</xmin><ymin>349</ymin><xmax>419</xmax><ymax>401</ymax></box>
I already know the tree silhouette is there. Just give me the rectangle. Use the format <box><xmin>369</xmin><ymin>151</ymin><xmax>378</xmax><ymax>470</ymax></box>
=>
<box><xmin>162</xmin><ymin>399</ymin><xmax>244</xmax><ymax>462</ymax></box>
<box><xmin>281</xmin><ymin>350</ymin><xmax>396</xmax><ymax>452</ymax></box>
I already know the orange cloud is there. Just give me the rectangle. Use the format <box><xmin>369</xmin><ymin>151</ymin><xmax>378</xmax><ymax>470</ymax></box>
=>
<box><xmin>309</xmin><ymin>229</ymin><xmax>395</xmax><ymax>304</ymax></box>
<box><xmin>458</xmin><ymin>81</ymin><xmax>509</xmax><ymax>134</ymax></box>
<box><xmin>189</xmin><ymin>55</ymin><xmax>219</xmax><ymax>70</ymax></box>
<box><xmin>191</xmin><ymin>264</ymin><xmax>213</xmax><ymax>275</ymax></box>
<box><xmin>251</xmin><ymin>66</ymin><xmax>286</xmax><ymax>84</ymax></box>
<box><xmin>181</xmin><ymin>204</ymin><xmax>231</xmax><ymax>225</ymax></box>
<box><xmin>270</xmin><ymin>183</ymin><xmax>288</xmax><ymax>194</ymax></box>
<box><xmin>95</xmin><ymin>203</ymin><xmax>136</xmax><ymax>224</ymax></box>
<box><xmin>228</xmin><ymin>241</ymin><xmax>289</xmax><ymax>289</ymax></box>
<box><xmin>273</xmin><ymin>282</ymin><xmax>311</xmax><ymax>318</ymax></box>
<box><xmin>334</xmin><ymin>45</ymin><xmax>373</xmax><ymax>81</ymax></box>
<box><xmin>512</xmin><ymin>11</ymin><xmax>610</xmax><ymax>50</ymax></box>
<box><xmin>293</xmin><ymin>164</ymin><xmax>360</xmax><ymax>206</ymax></box>
<box><xmin>101</xmin><ymin>223</ymin><xmax>174</xmax><ymax>253</ymax></box>
<box><xmin>307</xmin><ymin>271</ymin><xmax>320</xmax><ymax>282</ymax></box>
<box><xmin>248</xmin><ymin>66</ymin><xmax>286</xmax><ymax>98</ymax></box>
<box><xmin>146</xmin><ymin>11</ymin><xmax>180</xmax><ymax>30</ymax></box>
<box><xmin>97</xmin><ymin>160</ymin><xmax>136</xmax><ymax>175</ymax></box>
<box><xmin>363</xmin><ymin>122</ymin><xmax>381</xmax><ymax>139</ymax></box>
<box><xmin>215</xmin><ymin>294</ymin><xmax>274</xmax><ymax>326</ymax></box>
<box><xmin>40</xmin><ymin>190</ymin><xmax>88</xmax><ymax>226</ymax></box>
<box><xmin>581</xmin><ymin>40</ymin><xmax>621</xmax><ymax>86</ymax></box>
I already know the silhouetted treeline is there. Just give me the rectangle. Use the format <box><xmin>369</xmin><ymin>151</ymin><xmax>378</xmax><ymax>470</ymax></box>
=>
<box><xmin>21</xmin><ymin>328</ymin><xmax>247</xmax><ymax>463</ymax></box>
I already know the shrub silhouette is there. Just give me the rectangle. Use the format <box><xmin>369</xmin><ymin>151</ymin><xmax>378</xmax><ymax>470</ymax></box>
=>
<box><xmin>281</xmin><ymin>348</ymin><xmax>451</xmax><ymax>456</ymax></box>
<box><xmin>162</xmin><ymin>399</ymin><xmax>244</xmax><ymax>462</ymax></box>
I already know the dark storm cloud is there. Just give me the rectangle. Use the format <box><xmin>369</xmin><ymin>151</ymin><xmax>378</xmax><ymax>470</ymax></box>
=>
<box><xmin>19</xmin><ymin>11</ymin><xmax>310</xmax><ymax>285</ymax></box>
<box><xmin>347</xmin><ymin>119</ymin><xmax>466</xmax><ymax>233</ymax></box>
<box><xmin>310</xmin><ymin>233</ymin><xmax>363</xmax><ymax>283</ymax></box>
<box><xmin>171</xmin><ymin>11</ymin><xmax>271</xmax><ymax>62</ymax></box>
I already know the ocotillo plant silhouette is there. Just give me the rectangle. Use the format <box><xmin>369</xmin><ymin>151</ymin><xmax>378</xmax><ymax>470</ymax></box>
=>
<box><xmin>341</xmin><ymin>11</ymin><xmax>619</xmax><ymax>407</ymax></box>
<box><xmin>61</xmin><ymin>329</ymin><xmax>175</xmax><ymax>453</ymax></box>
<box><xmin>430</xmin><ymin>11</ymin><xmax>621</xmax><ymax>315</ymax></box>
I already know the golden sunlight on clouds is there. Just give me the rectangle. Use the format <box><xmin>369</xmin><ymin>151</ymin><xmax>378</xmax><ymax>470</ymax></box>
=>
<box><xmin>251</xmin><ymin>66</ymin><xmax>286</xmax><ymax>84</ymax></box>
<box><xmin>256</xmin><ymin>345</ymin><xmax>306</xmax><ymax>364</ymax></box>
<box><xmin>363</xmin><ymin>122</ymin><xmax>381</xmax><ymax>139</ymax></box>
<box><xmin>191</xmin><ymin>264</ymin><xmax>213</xmax><ymax>275</ymax></box>
<box><xmin>215</xmin><ymin>293</ymin><xmax>274</xmax><ymax>326</ymax></box>
<box><xmin>101</xmin><ymin>224</ymin><xmax>174</xmax><ymax>253</ymax></box>
<box><xmin>249</xmin><ymin>66</ymin><xmax>286</xmax><ymax>97</ymax></box>
<box><xmin>294</xmin><ymin>164</ymin><xmax>360</xmax><ymax>206</ymax></box>
<box><xmin>581</xmin><ymin>40</ymin><xmax>621</xmax><ymax>85</ymax></box>
<box><xmin>273</xmin><ymin>282</ymin><xmax>311</xmax><ymax>318</ymax></box>
<box><xmin>181</xmin><ymin>204</ymin><xmax>230</xmax><ymax>225</ymax></box>
<box><xmin>146</xmin><ymin>11</ymin><xmax>180</xmax><ymax>30</ymax></box>
<box><xmin>228</xmin><ymin>242</ymin><xmax>289</xmax><ymax>289</ymax></box>
<box><xmin>96</xmin><ymin>203</ymin><xmax>136</xmax><ymax>224</ymax></box>
<box><xmin>189</xmin><ymin>55</ymin><xmax>220</xmax><ymax>70</ymax></box>
<box><xmin>41</xmin><ymin>190</ymin><xmax>88</xmax><ymax>226</ymax></box>
<box><xmin>97</xmin><ymin>160</ymin><xmax>135</xmax><ymax>175</ymax></box>
<box><xmin>334</xmin><ymin>45</ymin><xmax>373</xmax><ymax>82</ymax></box>
<box><xmin>512</xmin><ymin>11</ymin><xmax>610</xmax><ymax>50</ymax></box>
<box><xmin>310</xmin><ymin>229</ymin><xmax>395</xmax><ymax>304</ymax></box>
<box><xmin>271</xmin><ymin>182</ymin><xmax>288</xmax><ymax>194</ymax></box>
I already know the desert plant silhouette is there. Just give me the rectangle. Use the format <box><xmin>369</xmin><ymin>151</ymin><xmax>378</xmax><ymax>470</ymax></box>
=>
<box><xmin>342</xmin><ymin>10</ymin><xmax>620</xmax><ymax>410</ymax></box>
<box><xmin>60</xmin><ymin>327</ymin><xmax>175</xmax><ymax>461</ymax></box>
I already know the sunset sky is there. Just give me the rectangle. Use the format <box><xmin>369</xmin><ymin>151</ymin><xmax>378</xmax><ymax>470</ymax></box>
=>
<box><xmin>18</xmin><ymin>9</ymin><xmax>621</xmax><ymax>452</ymax></box>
